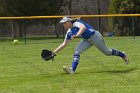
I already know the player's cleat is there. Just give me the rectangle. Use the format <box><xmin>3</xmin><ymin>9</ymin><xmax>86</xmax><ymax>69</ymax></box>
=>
<box><xmin>63</xmin><ymin>66</ymin><xmax>75</xmax><ymax>74</ymax></box>
<box><xmin>122</xmin><ymin>52</ymin><xmax>129</xmax><ymax>64</ymax></box>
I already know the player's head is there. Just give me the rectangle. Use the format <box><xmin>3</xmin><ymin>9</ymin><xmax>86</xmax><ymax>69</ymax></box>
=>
<box><xmin>59</xmin><ymin>16</ymin><xmax>73</xmax><ymax>23</ymax></box>
<box><xmin>59</xmin><ymin>16</ymin><xmax>79</xmax><ymax>29</ymax></box>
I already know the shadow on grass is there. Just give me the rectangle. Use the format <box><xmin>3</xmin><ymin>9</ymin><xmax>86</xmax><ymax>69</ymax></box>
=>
<box><xmin>91</xmin><ymin>68</ymin><xmax>137</xmax><ymax>74</ymax></box>
<box><xmin>35</xmin><ymin>68</ymin><xmax>137</xmax><ymax>77</ymax></box>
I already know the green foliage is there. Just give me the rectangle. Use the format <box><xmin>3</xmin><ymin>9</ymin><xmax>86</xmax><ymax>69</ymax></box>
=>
<box><xmin>0</xmin><ymin>37</ymin><xmax>140</xmax><ymax>93</ymax></box>
<box><xmin>108</xmin><ymin>0</ymin><xmax>140</xmax><ymax>36</ymax></box>
<box><xmin>0</xmin><ymin>0</ymin><xmax>67</xmax><ymax>16</ymax></box>
<box><xmin>0</xmin><ymin>0</ymin><xmax>68</xmax><ymax>38</ymax></box>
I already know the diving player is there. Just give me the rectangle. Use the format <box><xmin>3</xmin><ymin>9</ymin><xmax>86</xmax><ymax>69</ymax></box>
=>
<box><xmin>53</xmin><ymin>16</ymin><xmax>129</xmax><ymax>74</ymax></box>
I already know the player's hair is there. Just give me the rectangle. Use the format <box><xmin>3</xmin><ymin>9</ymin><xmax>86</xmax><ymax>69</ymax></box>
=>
<box><xmin>71</xmin><ymin>19</ymin><xmax>77</xmax><ymax>24</ymax></box>
<box><xmin>72</xmin><ymin>17</ymin><xmax>80</xmax><ymax>24</ymax></box>
<box><xmin>66</xmin><ymin>16</ymin><xmax>80</xmax><ymax>24</ymax></box>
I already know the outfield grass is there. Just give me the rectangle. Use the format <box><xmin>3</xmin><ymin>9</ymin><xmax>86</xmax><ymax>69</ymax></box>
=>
<box><xmin>0</xmin><ymin>36</ymin><xmax>140</xmax><ymax>93</ymax></box>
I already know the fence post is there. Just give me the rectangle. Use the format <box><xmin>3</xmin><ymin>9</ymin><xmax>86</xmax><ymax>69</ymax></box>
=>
<box><xmin>23</xmin><ymin>20</ymin><xmax>27</xmax><ymax>44</ymax></box>
<box><xmin>132</xmin><ymin>17</ymin><xmax>135</xmax><ymax>39</ymax></box>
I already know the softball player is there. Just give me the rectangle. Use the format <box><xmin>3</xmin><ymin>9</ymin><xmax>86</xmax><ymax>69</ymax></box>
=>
<box><xmin>53</xmin><ymin>16</ymin><xmax>129</xmax><ymax>74</ymax></box>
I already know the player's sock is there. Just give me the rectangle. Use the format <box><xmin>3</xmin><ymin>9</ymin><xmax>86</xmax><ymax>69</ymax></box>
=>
<box><xmin>112</xmin><ymin>49</ymin><xmax>125</xmax><ymax>58</ymax></box>
<box><xmin>71</xmin><ymin>54</ymin><xmax>80</xmax><ymax>71</ymax></box>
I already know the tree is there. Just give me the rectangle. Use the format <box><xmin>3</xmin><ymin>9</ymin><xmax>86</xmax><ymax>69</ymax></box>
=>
<box><xmin>109</xmin><ymin>0</ymin><xmax>140</xmax><ymax>36</ymax></box>
<box><xmin>0</xmin><ymin>0</ymin><xmax>67</xmax><ymax>38</ymax></box>
<box><xmin>0</xmin><ymin>0</ymin><xmax>67</xmax><ymax>16</ymax></box>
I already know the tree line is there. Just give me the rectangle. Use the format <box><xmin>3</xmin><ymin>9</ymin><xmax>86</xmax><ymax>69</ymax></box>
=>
<box><xmin>109</xmin><ymin>0</ymin><xmax>140</xmax><ymax>36</ymax></box>
<box><xmin>0</xmin><ymin>0</ymin><xmax>140</xmax><ymax>38</ymax></box>
<box><xmin>0</xmin><ymin>0</ymin><xmax>67</xmax><ymax>38</ymax></box>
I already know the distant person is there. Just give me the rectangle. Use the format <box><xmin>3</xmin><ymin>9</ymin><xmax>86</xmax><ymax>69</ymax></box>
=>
<box><xmin>53</xmin><ymin>16</ymin><xmax>129</xmax><ymax>74</ymax></box>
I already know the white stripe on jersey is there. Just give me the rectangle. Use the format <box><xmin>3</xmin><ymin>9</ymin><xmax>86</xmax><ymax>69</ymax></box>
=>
<box><xmin>73</xmin><ymin>21</ymin><xmax>86</xmax><ymax>28</ymax></box>
<box><xmin>64</xmin><ymin>29</ymin><xmax>71</xmax><ymax>40</ymax></box>
<box><xmin>89</xmin><ymin>29</ymin><xmax>95</xmax><ymax>32</ymax></box>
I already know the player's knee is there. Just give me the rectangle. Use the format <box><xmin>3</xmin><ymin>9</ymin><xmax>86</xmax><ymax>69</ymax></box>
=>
<box><xmin>74</xmin><ymin>48</ymin><xmax>82</xmax><ymax>55</ymax></box>
<box><xmin>104</xmin><ymin>53</ymin><xmax>111</xmax><ymax>56</ymax></box>
<box><xmin>102</xmin><ymin>50</ymin><xmax>112</xmax><ymax>56</ymax></box>
<box><xmin>74</xmin><ymin>51</ymin><xmax>81</xmax><ymax>55</ymax></box>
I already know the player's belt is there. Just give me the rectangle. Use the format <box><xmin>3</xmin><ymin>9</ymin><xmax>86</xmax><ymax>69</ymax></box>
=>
<box><xmin>82</xmin><ymin>29</ymin><xmax>95</xmax><ymax>39</ymax></box>
<box><xmin>89</xmin><ymin>29</ymin><xmax>95</xmax><ymax>35</ymax></box>
<box><xmin>85</xmin><ymin>29</ymin><xmax>95</xmax><ymax>39</ymax></box>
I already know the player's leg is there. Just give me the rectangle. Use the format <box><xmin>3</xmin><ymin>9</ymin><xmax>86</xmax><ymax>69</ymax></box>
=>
<box><xmin>72</xmin><ymin>39</ymin><xmax>92</xmax><ymax>71</ymax></box>
<box><xmin>90</xmin><ymin>31</ymin><xmax>128</xmax><ymax>64</ymax></box>
<box><xmin>63</xmin><ymin>39</ymin><xmax>92</xmax><ymax>74</ymax></box>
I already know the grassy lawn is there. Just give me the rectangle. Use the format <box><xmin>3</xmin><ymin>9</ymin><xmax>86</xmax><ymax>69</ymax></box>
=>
<box><xmin>0</xmin><ymin>36</ymin><xmax>140</xmax><ymax>93</ymax></box>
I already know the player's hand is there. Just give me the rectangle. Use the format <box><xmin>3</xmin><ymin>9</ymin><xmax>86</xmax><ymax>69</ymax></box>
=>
<box><xmin>71</xmin><ymin>35</ymin><xmax>77</xmax><ymax>40</ymax></box>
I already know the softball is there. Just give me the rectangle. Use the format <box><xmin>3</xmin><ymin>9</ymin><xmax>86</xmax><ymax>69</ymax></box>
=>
<box><xmin>13</xmin><ymin>39</ymin><xmax>19</xmax><ymax>45</ymax></box>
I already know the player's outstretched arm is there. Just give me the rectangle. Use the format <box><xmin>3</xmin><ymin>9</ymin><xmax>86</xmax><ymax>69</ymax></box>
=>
<box><xmin>53</xmin><ymin>40</ymin><xmax>70</xmax><ymax>54</ymax></box>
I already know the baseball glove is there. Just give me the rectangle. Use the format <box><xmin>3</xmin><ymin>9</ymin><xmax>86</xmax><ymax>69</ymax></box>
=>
<box><xmin>41</xmin><ymin>49</ymin><xmax>56</xmax><ymax>61</ymax></box>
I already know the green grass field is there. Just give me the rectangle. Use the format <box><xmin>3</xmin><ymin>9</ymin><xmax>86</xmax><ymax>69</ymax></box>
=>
<box><xmin>0</xmin><ymin>36</ymin><xmax>140</xmax><ymax>93</ymax></box>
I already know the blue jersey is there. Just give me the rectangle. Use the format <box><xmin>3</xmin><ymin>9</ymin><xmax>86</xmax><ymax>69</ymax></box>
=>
<box><xmin>65</xmin><ymin>20</ymin><xmax>95</xmax><ymax>40</ymax></box>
